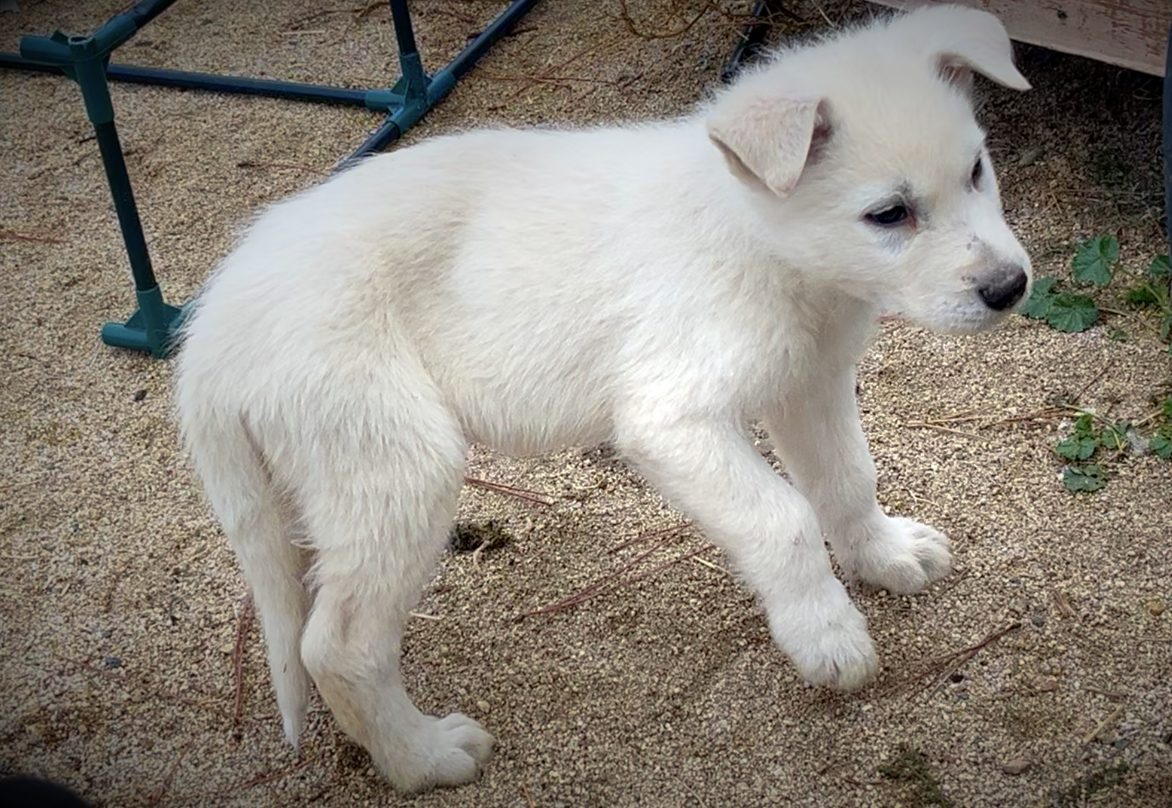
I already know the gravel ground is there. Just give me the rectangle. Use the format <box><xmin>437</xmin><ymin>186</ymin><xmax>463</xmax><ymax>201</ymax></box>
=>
<box><xmin>1</xmin><ymin>2</ymin><xmax>1170</xmax><ymax>807</ymax></box>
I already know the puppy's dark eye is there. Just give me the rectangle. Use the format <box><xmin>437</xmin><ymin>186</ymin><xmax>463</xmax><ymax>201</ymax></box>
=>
<box><xmin>971</xmin><ymin>157</ymin><xmax>984</xmax><ymax>187</ymax></box>
<box><xmin>866</xmin><ymin>205</ymin><xmax>910</xmax><ymax>227</ymax></box>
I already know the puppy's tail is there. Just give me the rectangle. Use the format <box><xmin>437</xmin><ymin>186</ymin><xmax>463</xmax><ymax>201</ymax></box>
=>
<box><xmin>176</xmin><ymin>386</ymin><xmax>311</xmax><ymax>747</ymax></box>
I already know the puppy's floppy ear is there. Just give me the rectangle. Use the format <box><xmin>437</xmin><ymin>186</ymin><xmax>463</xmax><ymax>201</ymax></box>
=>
<box><xmin>706</xmin><ymin>93</ymin><xmax>830</xmax><ymax>198</ymax></box>
<box><xmin>902</xmin><ymin>6</ymin><xmax>1030</xmax><ymax>92</ymax></box>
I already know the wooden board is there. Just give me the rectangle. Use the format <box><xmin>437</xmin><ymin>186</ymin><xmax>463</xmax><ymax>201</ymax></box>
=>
<box><xmin>868</xmin><ymin>0</ymin><xmax>1171</xmax><ymax>76</ymax></box>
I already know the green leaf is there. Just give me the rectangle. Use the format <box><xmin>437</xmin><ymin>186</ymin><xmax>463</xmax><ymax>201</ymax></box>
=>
<box><xmin>1046</xmin><ymin>293</ymin><xmax>1099</xmax><ymax>332</ymax></box>
<box><xmin>1150</xmin><ymin>433</ymin><xmax>1172</xmax><ymax>460</ymax></box>
<box><xmin>1071</xmin><ymin>235</ymin><xmax>1119</xmax><ymax>286</ymax></box>
<box><xmin>1020</xmin><ymin>276</ymin><xmax>1059</xmax><ymax>319</ymax></box>
<box><xmin>1124</xmin><ymin>285</ymin><xmax>1160</xmax><ymax>307</ymax></box>
<box><xmin>1162</xmin><ymin>398</ymin><xmax>1172</xmax><ymax>421</ymax></box>
<box><xmin>1055</xmin><ymin>436</ymin><xmax>1097</xmax><ymax>461</ymax></box>
<box><xmin>1063</xmin><ymin>465</ymin><xmax>1107</xmax><ymax>492</ymax></box>
<box><xmin>1161</xmin><ymin>312</ymin><xmax>1172</xmax><ymax>343</ymax></box>
<box><xmin>1102</xmin><ymin>421</ymin><xmax>1130</xmax><ymax>451</ymax></box>
<box><xmin>1073</xmin><ymin>413</ymin><xmax>1097</xmax><ymax>438</ymax></box>
<box><xmin>1148</xmin><ymin>255</ymin><xmax>1171</xmax><ymax>279</ymax></box>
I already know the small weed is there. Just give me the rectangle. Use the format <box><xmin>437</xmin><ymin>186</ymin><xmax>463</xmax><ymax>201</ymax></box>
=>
<box><xmin>1124</xmin><ymin>254</ymin><xmax>1172</xmax><ymax>342</ymax></box>
<box><xmin>1023</xmin><ymin>235</ymin><xmax>1172</xmax><ymax>339</ymax></box>
<box><xmin>1026</xmin><ymin>236</ymin><xmax>1172</xmax><ymax>491</ymax></box>
<box><xmin>1052</xmin><ymin>402</ymin><xmax>1172</xmax><ymax>492</ymax></box>
<box><xmin>1088</xmin><ymin>147</ymin><xmax>1132</xmax><ymax>190</ymax></box>
<box><xmin>1045</xmin><ymin>761</ymin><xmax>1129</xmax><ymax>808</ymax></box>
<box><xmin>1022</xmin><ymin>237</ymin><xmax>1116</xmax><ymax>332</ymax></box>
<box><xmin>448</xmin><ymin>520</ymin><xmax>513</xmax><ymax>554</ymax></box>
<box><xmin>878</xmin><ymin>744</ymin><xmax>954</xmax><ymax>808</ymax></box>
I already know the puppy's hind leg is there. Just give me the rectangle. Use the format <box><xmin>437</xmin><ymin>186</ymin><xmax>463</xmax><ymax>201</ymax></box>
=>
<box><xmin>182</xmin><ymin>416</ymin><xmax>312</xmax><ymax>746</ymax></box>
<box><xmin>294</xmin><ymin>367</ymin><xmax>489</xmax><ymax>793</ymax></box>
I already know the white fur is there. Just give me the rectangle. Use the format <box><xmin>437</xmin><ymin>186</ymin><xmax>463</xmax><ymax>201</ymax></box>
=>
<box><xmin>174</xmin><ymin>5</ymin><xmax>1031</xmax><ymax>792</ymax></box>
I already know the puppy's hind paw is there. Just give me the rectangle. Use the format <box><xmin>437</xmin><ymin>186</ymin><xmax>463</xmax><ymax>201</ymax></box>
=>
<box><xmin>854</xmin><ymin>516</ymin><xmax>952</xmax><ymax>596</ymax></box>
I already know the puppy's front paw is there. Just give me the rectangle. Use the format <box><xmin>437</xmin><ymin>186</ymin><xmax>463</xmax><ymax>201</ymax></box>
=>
<box><xmin>852</xmin><ymin>516</ymin><xmax>952</xmax><ymax>595</ymax></box>
<box><xmin>768</xmin><ymin>583</ymin><xmax>878</xmax><ymax>691</ymax></box>
<box><xmin>381</xmin><ymin>713</ymin><xmax>493</xmax><ymax>792</ymax></box>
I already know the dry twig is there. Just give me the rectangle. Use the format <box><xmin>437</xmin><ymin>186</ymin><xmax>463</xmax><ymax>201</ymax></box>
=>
<box><xmin>882</xmin><ymin>622</ymin><xmax>1022</xmax><ymax>700</ymax></box>
<box><xmin>517</xmin><ymin>525</ymin><xmax>696</xmax><ymax>619</ymax></box>
<box><xmin>615</xmin><ymin>0</ymin><xmax>712</xmax><ymax>40</ymax></box>
<box><xmin>55</xmin><ymin>654</ymin><xmax>231</xmax><ymax>719</ymax></box>
<box><xmin>463</xmin><ymin>475</ymin><xmax>553</xmax><ymax>507</ymax></box>
<box><xmin>285</xmin><ymin>6</ymin><xmax>368</xmax><ymax>31</ymax></box>
<box><xmin>233</xmin><ymin>593</ymin><xmax>256</xmax><ymax>724</ymax></box>
<box><xmin>906</xmin><ymin>421</ymin><xmax>984</xmax><ymax>440</ymax></box>
<box><xmin>146</xmin><ymin>740</ymin><xmax>195</xmax><ymax>807</ymax></box>
<box><xmin>236</xmin><ymin>161</ymin><xmax>326</xmax><ymax>176</ymax></box>
<box><xmin>0</xmin><ymin>228</ymin><xmax>68</xmax><ymax>245</ymax></box>
<box><xmin>1083</xmin><ymin>704</ymin><xmax>1125</xmax><ymax>744</ymax></box>
<box><xmin>609</xmin><ymin>522</ymin><xmax>692</xmax><ymax>554</ymax></box>
<box><xmin>1051</xmin><ymin>589</ymin><xmax>1076</xmax><ymax>619</ymax></box>
<box><xmin>498</xmin><ymin>35</ymin><xmax>622</xmax><ymax>102</ymax></box>
<box><xmin>146</xmin><ymin>756</ymin><xmax>320</xmax><ymax>806</ymax></box>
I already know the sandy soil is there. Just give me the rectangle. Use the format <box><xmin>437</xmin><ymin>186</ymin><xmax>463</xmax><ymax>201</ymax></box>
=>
<box><xmin>1</xmin><ymin>2</ymin><xmax>1170</xmax><ymax>807</ymax></box>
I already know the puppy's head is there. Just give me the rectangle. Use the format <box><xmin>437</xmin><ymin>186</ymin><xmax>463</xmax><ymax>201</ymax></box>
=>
<box><xmin>707</xmin><ymin>5</ymin><xmax>1032</xmax><ymax>334</ymax></box>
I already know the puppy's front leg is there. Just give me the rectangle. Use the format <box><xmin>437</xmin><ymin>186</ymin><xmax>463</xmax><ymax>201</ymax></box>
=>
<box><xmin>765</xmin><ymin>370</ymin><xmax>952</xmax><ymax>595</ymax></box>
<box><xmin>617</xmin><ymin>416</ymin><xmax>877</xmax><ymax>691</ymax></box>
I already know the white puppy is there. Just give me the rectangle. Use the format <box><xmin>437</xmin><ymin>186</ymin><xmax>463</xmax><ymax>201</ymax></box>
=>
<box><xmin>175</xmin><ymin>5</ymin><xmax>1031</xmax><ymax>792</ymax></box>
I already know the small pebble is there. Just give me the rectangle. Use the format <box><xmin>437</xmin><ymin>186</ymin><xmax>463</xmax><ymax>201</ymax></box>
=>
<box><xmin>476</xmin><ymin>700</ymin><xmax>490</xmax><ymax>712</ymax></box>
<box><xmin>1031</xmin><ymin>615</ymin><xmax>1046</xmax><ymax>628</ymax></box>
<box><xmin>1002</xmin><ymin>758</ymin><xmax>1031</xmax><ymax>775</ymax></box>
<box><xmin>133</xmin><ymin>389</ymin><xmax>147</xmax><ymax>402</ymax></box>
<box><xmin>103</xmin><ymin>656</ymin><xmax>122</xmax><ymax>669</ymax></box>
<box><xmin>1017</xmin><ymin>147</ymin><xmax>1042</xmax><ymax>167</ymax></box>
<box><xmin>1148</xmin><ymin>599</ymin><xmax>1165</xmax><ymax>617</ymax></box>
<box><xmin>1039</xmin><ymin>678</ymin><xmax>1059</xmax><ymax>692</ymax></box>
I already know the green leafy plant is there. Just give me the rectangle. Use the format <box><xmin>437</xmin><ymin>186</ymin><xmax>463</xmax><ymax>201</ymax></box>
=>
<box><xmin>1121</xmin><ymin>255</ymin><xmax>1172</xmax><ymax>342</ymax></box>
<box><xmin>1023</xmin><ymin>237</ymin><xmax>1118</xmax><ymax>332</ymax></box>
<box><xmin>1151</xmin><ymin>398</ymin><xmax>1172</xmax><ymax>460</ymax></box>
<box><xmin>1053</xmin><ymin>401</ymin><xmax>1172</xmax><ymax>492</ymax></box>
<box><xmin>1063</xmin><ymin>464</ymin><xmax>1107</xmax><ymax>493</ymax></box>
<box><xmin>1054</xmin><ymin>413</ymin><xmax>1099</xmax><ymax>461</ymax></box>
<box><xmin>1025</xmin><ymin>235</ymin><xmax>1172</xmax><ymax>343</ymax></box>
<box><xmin>1071</xmin><ymin>234</ymin><xmax>1119</xmax><ymax>285</ymax></box>
<box><xmin>878</xmin><ymin>744</ymin><xmax>954</xmax><ymax>808</ymax></box>
<box><xmin>1027</xmin><ymin>237</ymin><xmax>1172</xmax><ymax>491</ymax></box>
<box><xmin>1054</xmin><ymin>414</ymin><xmax>1110</xmax><ymax>492</ymax></box>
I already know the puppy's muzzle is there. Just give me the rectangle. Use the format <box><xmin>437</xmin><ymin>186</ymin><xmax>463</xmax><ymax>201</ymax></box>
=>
<box><xmin>976</xmin><ymin>264</ymin><xmax>1029</xmax><ymax>311</ymax></box>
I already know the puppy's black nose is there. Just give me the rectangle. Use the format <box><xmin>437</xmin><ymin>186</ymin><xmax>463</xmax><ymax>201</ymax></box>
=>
<box><xmin>977</xmin><ymin>267</ymin><xmax>1028</xmax><ymax>311</ymax></box>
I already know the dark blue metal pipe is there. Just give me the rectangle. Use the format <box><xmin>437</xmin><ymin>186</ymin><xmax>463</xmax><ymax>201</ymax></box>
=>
<box><xmin>1164</xmin><ymin>17</ymin><xmax>1172</xmax><ymax>297</ymax></box>
<box><xmin>443</xmin><ymin>0</ymin><xmax>537</xmax><ymax>83</ymax></box>
<box><xmin>0</xmin><ymin>0</ymin><xmax>538</xmax><ymax>357</ymax></box>
<box><xmin>0</xmin><ymin>54</ymin><xmax>375</xmax><ymax>106</ymax></box>
<box><xmin>88</xmin><ymin>64</ymin><xmax>372</xmax><ymax>105</ymax></box>
<box><xmin>346</xmin><ymin>0</ymin><xmax>538</xmax><ymax>161</ymax></box>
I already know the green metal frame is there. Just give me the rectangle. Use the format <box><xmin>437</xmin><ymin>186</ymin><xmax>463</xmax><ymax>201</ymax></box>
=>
<box><xmin>1</xmin><ymin>0</ymin><xmax>536</xmax><ymax>357</ymax></box>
